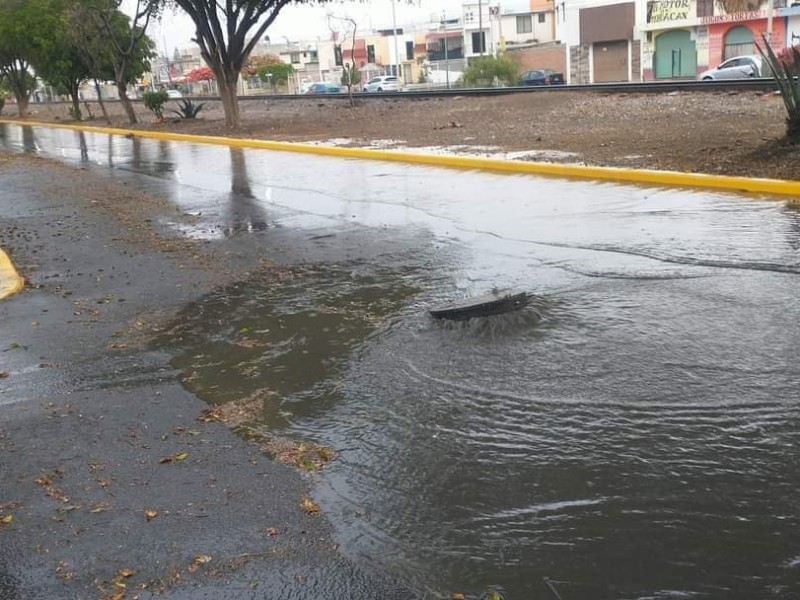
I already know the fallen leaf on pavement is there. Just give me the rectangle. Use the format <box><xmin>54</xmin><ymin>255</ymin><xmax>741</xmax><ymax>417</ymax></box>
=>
<box><xmin>144</xmin><ymin>509</ymin><xmax>158</xmax><ymax>521</ymax></box>
<box><xmin>0</xmin><ymin>514</ymin><xmax>13</xmax><ymax>525</ymax></box>
<box><xmin>300</xmin><ymin>496</ymin><xmax>320</xmax><ymax>515</ymax></box>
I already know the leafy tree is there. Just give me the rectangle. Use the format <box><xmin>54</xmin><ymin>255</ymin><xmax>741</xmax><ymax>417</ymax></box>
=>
<box><xmin>242</xmin><ymin>54</ymin><xmax>282</xmax><ymax>78</ymax></box>
<box><xmin>0</xmin><ymin>0</ymin><xmax>53</xmax><ymax>116</ymax></box>
<box><xmin>258</xmin><ymin>62</ymin><xmax>294</xmax><ymax>90</ymax></box>
<box><xmin>78</xmin><ymin>0</ymin><xmax>158</xmax><ymax>124</ymax></box>
<box><xmin>461</xmin><ymin>55</ymin><xmax>519</xmax><ymax>88</ymax></box>
<box><xmin>30</xmin><ymin>0</ymin><xmax>94</xmax><ymax>120</ymax></box>
<box><xmin>163</xmin><ymin>1</ymin><xmax>411</xmax><ymax>128</ymax></box>
<box><xmin>186</xmin><ymin>66</ymin><xmax>215</xmax><ymax>82</ymax></box>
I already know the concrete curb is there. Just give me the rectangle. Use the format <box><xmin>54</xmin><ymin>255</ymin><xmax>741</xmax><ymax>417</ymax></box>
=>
<box><xmin>3</xmin><ymin>118</ymin><xmax>800</xmax><ymax>199</ymax></box>
<box><xmin>0</xmin><ymin>247</ymin><xmax>24</xmax><ymax>300</ymax></box>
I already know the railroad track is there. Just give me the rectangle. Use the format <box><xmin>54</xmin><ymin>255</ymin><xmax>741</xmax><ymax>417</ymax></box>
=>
<box><xmin>34</xmin><ymin>77</ymin><xmax>779</xmax><ymax>106</ymax></box>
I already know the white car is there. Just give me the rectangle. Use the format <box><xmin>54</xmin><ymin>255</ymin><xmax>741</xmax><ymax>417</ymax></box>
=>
<box><xmin>166</xmin><ymin>89</ymin><xmax>183</xmax><ymax>99</ymax></box>
<box><xmin>363</xmin><ymin>76</ymin><xmax>402</xmax><ymax>92</ymax></box>
<box><xmin>698</xmin><ymin>55</ymin><xmax>765</xmax><ymax>80</ymax></box>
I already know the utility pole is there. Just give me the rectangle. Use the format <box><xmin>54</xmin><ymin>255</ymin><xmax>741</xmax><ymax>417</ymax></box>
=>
<box><xmin>478</xmin><ymin>0</ymin><xmax>484</xmax><ymax>56</ymax></box>
<box><xmin>767</xmin><ymin>0</ymin><xmax>774</xmax><ymax>45</ymax></box>
<box><xmin>442</xmin><ymin>13</ymin><xmax>450</xmax><ymax>89</ymax></box>
<box><xmin>391</xmin><ymin>0</ymin><xmax>401</xmax><ymax>79</ymax></box>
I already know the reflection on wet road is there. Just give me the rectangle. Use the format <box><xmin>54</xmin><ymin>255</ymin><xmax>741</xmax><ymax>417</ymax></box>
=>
<box><xmin>3</xmin><ymin>123</ymin><xmax>800</xmax><ymax>599</ymax></box>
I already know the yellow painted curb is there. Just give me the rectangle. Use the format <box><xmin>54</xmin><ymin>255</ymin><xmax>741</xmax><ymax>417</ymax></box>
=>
<box><xmin>3</xmin><ymin>118</ymin><xmax>800</xmax><ymax>199</ymax></box>
<box><xmin>0</xmin><ymin>247</ymin><xmax>24</xmax><ymax>300</ymax></box>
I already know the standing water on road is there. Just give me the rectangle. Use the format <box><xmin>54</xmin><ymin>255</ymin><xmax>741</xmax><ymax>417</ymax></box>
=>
<box><xmin>3</xmin><ymin>124</ymin><xmax>800</xmax><ymax>599</ymax></box>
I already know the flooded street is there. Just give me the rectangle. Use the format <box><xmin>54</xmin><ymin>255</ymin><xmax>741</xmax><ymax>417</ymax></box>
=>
<box><xmin>3</xmin><ymin>123</ymin><xmax>800</xmax><ymax>599</ymax></box>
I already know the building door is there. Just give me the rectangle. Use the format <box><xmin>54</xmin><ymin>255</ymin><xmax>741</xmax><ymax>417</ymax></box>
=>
<box><xmin>593</xmin><ymin>40</ymin><xmax>628</xmax><ymax>82</ymax></box>
<box><xmin>654</xmin><ymin>29</ymin><xmax>697</xmax><ymax>79</ymax></box>
<box><xmin>724</xmin><ymin>26</ymin><xmax>754</xmax><ymax>60</ymax></box>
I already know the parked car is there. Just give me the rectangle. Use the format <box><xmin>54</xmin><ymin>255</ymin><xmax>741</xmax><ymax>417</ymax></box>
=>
<box><xmin>305</xmin><ymin>82</ymin><xmax>341</xmax><ymax>95</ymax></box>
<box><xmin>698</xmin><ymin>55</ymin><xmax>765</xmax><ymax>80</ymax></box>
<box><xmin>363</xmin><ymin>76</ymin><xmax>402</xmax><ymax>92</ymax></box>
<box><xmin>519</xmin><ymin>69</ymin><xmax>565</xmax><ymax>86</ymax></box>
<box><xmin>166</xmin><ymin>89</ymin><xmax>183</xmax><ymax>99</ymax></box>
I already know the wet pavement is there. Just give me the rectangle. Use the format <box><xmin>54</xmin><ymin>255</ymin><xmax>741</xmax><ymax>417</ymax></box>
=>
<box><xmin>2</xmin><ymin>123</ymin><xmax>800</xmax><ymax>599</ymax></box>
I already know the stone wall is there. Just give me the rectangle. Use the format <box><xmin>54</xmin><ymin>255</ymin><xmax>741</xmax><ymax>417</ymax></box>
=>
<box><xmin>631</xmin><ymin>40</ymin><xmax>642</xmax><ymax>82</ymax></box>
<box><xmin>569</xmin><ymin>44</ymin><xmax>591</xmax><ymax>84</ymax></box>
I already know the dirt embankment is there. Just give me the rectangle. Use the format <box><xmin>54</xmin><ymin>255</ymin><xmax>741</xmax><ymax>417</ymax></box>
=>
<box><xmin>4</xmin><ymin>89</ymin><xmax>799</xmax><ymax>180</ymax></box>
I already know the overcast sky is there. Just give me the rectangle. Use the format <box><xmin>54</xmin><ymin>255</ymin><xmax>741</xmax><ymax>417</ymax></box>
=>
<box><xmin>145</xmin><ymin>1</ymin><xmax>471</xmax><ymax>56</ymax></box>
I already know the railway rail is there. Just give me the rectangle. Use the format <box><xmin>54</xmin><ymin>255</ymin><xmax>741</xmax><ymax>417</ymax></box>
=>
<box><xmin>28</xmin><ymin>77</ymin><xmax>779</xmax><ymax>107</ymax></box>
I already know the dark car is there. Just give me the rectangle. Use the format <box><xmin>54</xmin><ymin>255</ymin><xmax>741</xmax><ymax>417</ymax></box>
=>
<box><xmin>519</xmin><ymin>69</ymin><xmax>565</xmax><ymax>86</ymax></box>
<box><xmin>305</xmin><ymin>82</ymin><xmax>341</xmax><ymax>95</ymax></box>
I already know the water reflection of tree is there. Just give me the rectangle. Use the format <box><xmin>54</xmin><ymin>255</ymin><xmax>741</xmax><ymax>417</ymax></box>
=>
<box><xmin>21</xmin><ymin>126</ymin><xmax>35</xmax><ymax>153</ymax></box>
<box><xmin>225</xmin><ymin>147</ymin><xmax>268</xmax><ymax>235</ymax></box>
<box><xmin>783</xmin><ymin>202</ymin><xmax>800</xmax><ymax>251</ymax></box>
<box><xmin>77</xmin><ymin>131</ymin><xmax>88</xmax><ymax>162</ymax></box>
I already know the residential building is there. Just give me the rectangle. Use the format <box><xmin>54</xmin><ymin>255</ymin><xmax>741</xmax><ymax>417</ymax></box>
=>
<box><xmin>560</xmin><ymin>0</ymin><xmax>641</xmax><ymax>83</ymax></box>
<box><xmin>640</xmin><ymin>0</ymin><xmax>786</xmax><ymax>80</ymax></box>
<box><xmin>463</xmin><ymin>2</ymin><xmax>493</xmax><ymax>58</ymax></box>
<box><xmin>500</xmin><ymin>2</ymin><xmax>557</xmax><ymax>49</ymax></box>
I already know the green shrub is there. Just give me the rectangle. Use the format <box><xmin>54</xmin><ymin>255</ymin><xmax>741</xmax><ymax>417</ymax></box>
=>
<box><xmin>341</xmin><ymin>67</ymin><xmax>361</xmax><ymax>88</ymax></box>
<box><xmin>142</xmin><ymin>90</ymin><xmax>169</xmax><ymax>120</ymax></box>
<box><xmin>461</xmin><ymin>55</ymin><xmax>519</xmax><ymax>87</ymax></box>
<box><xmin>171</xmin><ymin>98</ymin><xmax>205</xmax><ymax>119</ymax></box>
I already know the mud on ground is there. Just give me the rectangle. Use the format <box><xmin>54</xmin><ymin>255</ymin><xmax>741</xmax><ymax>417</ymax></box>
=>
<box><xmin>7</xmin><ymin>89</ymin><xmax>800</xmax><ymax>181</ymax></box>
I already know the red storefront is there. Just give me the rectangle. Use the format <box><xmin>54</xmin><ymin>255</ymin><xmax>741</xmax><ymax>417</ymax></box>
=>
<box><xmin>703</xmin><ymin>12</ymin><xmax>785</xmax><ymax>67</ymax></box>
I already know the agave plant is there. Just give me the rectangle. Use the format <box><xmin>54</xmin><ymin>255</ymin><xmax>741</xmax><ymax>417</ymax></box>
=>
<box><xmin>757</xmin><ymin>34</ymin><xmax>800</xmax><ymax>140</ymax></box>
<box><xmin>171</xmin><ymin>98</ymin><xmax>205</xmax><ymax>120</ymax></box>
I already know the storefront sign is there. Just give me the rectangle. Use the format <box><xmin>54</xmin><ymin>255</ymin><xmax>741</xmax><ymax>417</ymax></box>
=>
<box><xmin>647</xmin><ymin>0</ymin><xmax>691</xmax><ymax>23</ymax></box>
<box><xmin>700</xmin><ymin>10</ymin><xmax>766</xmax><ymax>24</ymax></box>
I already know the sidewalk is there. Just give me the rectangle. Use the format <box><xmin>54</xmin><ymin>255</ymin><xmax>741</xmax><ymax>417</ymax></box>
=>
<box><xmin>0</xmin><ymin>153</ymin><xmax>413</xmax><ymax>599</ymax></box>
<box><xmin>0</xmin><ymin>247</ymin><xmax>23</xmax><ymax>300</ymax></box>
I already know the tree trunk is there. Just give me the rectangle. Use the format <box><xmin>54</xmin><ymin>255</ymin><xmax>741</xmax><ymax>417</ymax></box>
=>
<box><xmin>117</xmin><ymin>82</ymin><xmax>138</xmax><ymax>125</ymax></box>
<box><xmin>16</xmin><ymin>94</ymin><xmax>29</xmax><ymax>118</ymax></box>
<box><xmin>787</xmin><ymin>117</ymin><xmax>800</xmax><ymax>142</ymax></box>
<box><xmin>218</xmin><ymin>70</ymin><xmax>241</xmax><ymax>130</ymax></box>
<box><xmin>94</xmin><ymin>80</ymin><xmax>110</xmax><ymax>125</ymax></box>
<box><xmin>70</xmin><ymin>88</ymin><xmax>82</xmax><ymax>121</ymax></box>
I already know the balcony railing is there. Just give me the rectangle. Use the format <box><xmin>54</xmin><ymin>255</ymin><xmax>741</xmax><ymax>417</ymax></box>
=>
<box><xmin>427</xmin><ymin>49</ymin><xmax>465</xmax><ymax>61</ymax></box>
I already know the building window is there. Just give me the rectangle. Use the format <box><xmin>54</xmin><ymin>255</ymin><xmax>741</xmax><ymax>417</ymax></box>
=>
<box><xmin>290</xmin><ymin>52</ymin><xmax>301</xmax><ymax>64</ymax></box>
<box><xmin>406</xmin><ymin>40</ymin><xmax>414</xmax><ymax>60</ymax></box>
<box><xmin>465</xmin><ymin>10</ymin><xmax>474</xmax><ymax>23</ymax></box>
<box><xmin>516</xmin><ymin>15</ymin><xmax>532</xmax><ymax>34</ymax></box>
<box><xmin>334</xmin><ymin>46</ymin><xmax>343</xmax><ymax>66</ymax></box>
<box><xmin>538</xmin><ymin>12</ymin><xmax>546</xmax><ymax>23</ymax></box>
<box><xmin>367</xmin><ymin>44</ymin><xmax>375</xmax><ymax>63</ymax></box>
<box><xmin>697</xmin><ymin>0</ymin><xmax>713</xmax><ymax>17</ymax></box>
<box><xmin>471</xmin><ymin>30</ymin><xmax>486</xmax><ymax>53</ymax></box>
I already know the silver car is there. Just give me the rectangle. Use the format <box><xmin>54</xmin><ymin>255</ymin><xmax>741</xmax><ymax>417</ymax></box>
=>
<box><xmin>698</xmin><ymin>55</ymin><xmax>765</xmax><ymax>80</ymax></box>
<box><xmin>363</xmin><ymin>76</ymin><xmax>402</xmax><ymax>92</ymax></box>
